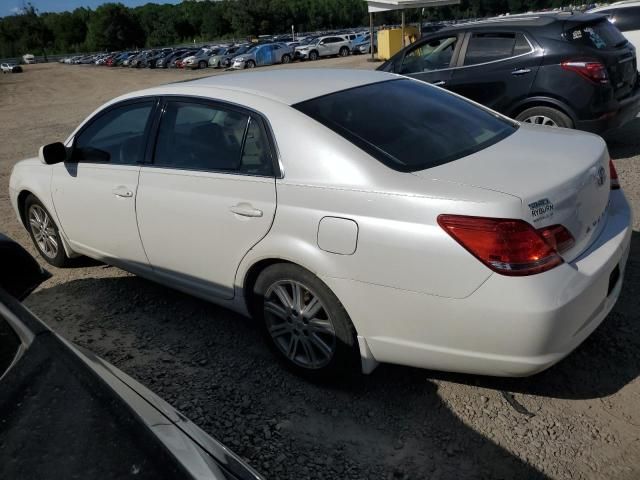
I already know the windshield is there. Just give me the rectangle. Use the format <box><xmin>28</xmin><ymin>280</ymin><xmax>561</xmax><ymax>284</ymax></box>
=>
<box><xmin>566</xmin><ymin>19</ymin><xmax>628</xmax><ymax>49</ymax></box>
<box><xmin>294</xmin><ymin>79</ymin><xmax>516</xmax><ymax>172</ymax></box>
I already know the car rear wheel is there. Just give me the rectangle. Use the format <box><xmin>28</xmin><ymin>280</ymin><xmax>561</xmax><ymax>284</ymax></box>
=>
<box><xmin>253</xmin><ymin>263</ymin><xmax>360</xmax><ymax>379</ymax></box>
<box><xmin>515</xmin><ymin>106</ymin><xmax>573</xmax><ymax>129</ymax></box>
<box><xmin>339</xmin><ymin>46</ymin><xmax>349</xmax><ymax>57</ymax></box>
<box><xmin>281</xmin><ymin>54</ymin><xmax>291</xmax><ymax>64</ymax></box>
<box><xmin>198</xmin><ymin>60</ymin><xmax>207</xmax><ymax>69</ymax></box>
<box><xmin>246</xmin><ymin>60</ymin><xmax>256</xmax><ymax>69</ymax></box>
<box><xmin>309</xmin><ymin>51</ymin><xmax>319</xmax><ymax>61</ymax></box>
<box><xmin>24</xmin><ymin>195</ymin><xmax>70</xmax><ymax>267</ymax></box>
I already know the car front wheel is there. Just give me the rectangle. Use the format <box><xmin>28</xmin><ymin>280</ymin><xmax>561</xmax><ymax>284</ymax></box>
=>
<box><xmin>198</xmin><ymin>60</ymin><xmax>207</xmax><ymax>69</ymax></box>
<box><xmin>246</xmin><ymin>60</ymin><xmax>256</xmax><ymax>69</ymax></box>
<box><xmin>339</xmin><ymin>46</ymin><xmax>349</xmax><ymax>57</ymax></box>
<box><xmin>309</xmin><ymin>51</ymin><xmax>319</xmax><ymax>61</ymax></box>
<box><xmin>281</xmin><ymin>54</ymin><xmax>291</xmax><ymax>64</ymax></box>
<box><xmin>253</xmin><ymin>264</ymin><xmax>360</xmax><ymax>379</ymax></box>
<box><xmin>24</xmin><ymin>195</ymin><xmax>70</xmax><ymax>267</ymax></box>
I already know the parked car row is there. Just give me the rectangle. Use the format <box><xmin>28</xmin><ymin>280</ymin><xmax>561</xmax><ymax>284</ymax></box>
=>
<box><xmin>58</xmin><ymin>31</ymin><xmax>371</xmax><ymax>72</ymax></box>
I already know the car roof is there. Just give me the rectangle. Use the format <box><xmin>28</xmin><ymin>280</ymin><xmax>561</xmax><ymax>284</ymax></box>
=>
<box><xmin>157</xmin><ymin>69</ymin><xmax>397</xmax><ymax>105</ymax></box>
<box><xmin>442</xmin><ymin>12</ymin><xmax>604</xmax><ymax>30</ymax></box>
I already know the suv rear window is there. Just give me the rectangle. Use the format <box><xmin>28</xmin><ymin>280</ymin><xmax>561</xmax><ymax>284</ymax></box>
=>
<box><xmin>566</xmin><ymin>19</ymin><xmax>628</xmax><ymax>49</ymax></box>
<box><xmin>294</xmin><ymin>79</ymin><xmax>516</xmax><ymax>172</ymax></box>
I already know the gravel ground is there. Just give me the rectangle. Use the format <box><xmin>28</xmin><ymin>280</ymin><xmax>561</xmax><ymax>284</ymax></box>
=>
<box><xmin>1</xmin><ymin>60</ymin><xmax>639</xmax><ymax>480</ymax></box>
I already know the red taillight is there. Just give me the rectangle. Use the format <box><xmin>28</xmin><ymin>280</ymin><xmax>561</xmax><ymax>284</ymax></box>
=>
<box><xmin>561</xmin><ymin>60</ymin><xmax>609</xmax><ymax>84</ymax></box>
<box><xmin>438</xmin><ymin>215</ymin><xmax>571</xmax><ymax>276</ymax></box>
<box><xmin>609</xmin><ymin>159</ymin><xmax>620</xmax><ymax>190</ymax></box>
<box><xmin>537</xmin><ymin>224</ymin><xmax>575</xmax><ymax>254</ymax></box>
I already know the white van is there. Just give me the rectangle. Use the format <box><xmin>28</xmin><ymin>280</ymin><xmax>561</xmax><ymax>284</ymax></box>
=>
<box><xmin>22</xmin><ymin>54</ymin><xmax>35</xmax><ymax>64</ymax></box>
<box><xmin>588</xmin><ymin>1</ymin><xmax>640</xmax><ymax>51</ymax></box>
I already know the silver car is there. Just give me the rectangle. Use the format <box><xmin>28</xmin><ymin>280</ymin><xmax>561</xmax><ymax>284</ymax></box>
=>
<box><xmin>230</xmin><ymin>43</ymin><xmax>293</xmax><ymax>69</ymax></box>
<box><xmin>296</xmin><ymin>35</ymin><xmax>352</xmax><ymax>60</ymax></box>
<box><xmin>182</xmin><ymin>47</ymin><xmax>217</xmax><ymax>69</ymax></box>
<box><xmin>209</xmin><ymin>45</ymin><xmax>251</xmax><ymax>68</ymax></box>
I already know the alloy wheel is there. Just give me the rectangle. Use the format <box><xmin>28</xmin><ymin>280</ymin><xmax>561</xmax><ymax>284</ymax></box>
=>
<box><xmin>28</xmin><ymin>205</ymin><xmax>58</xmax><ymax>259</ymax></box>
<box><xmin>522</xmin><ymin>115</ymin><xmax>558</xmax><ymax>127</ymax></box>
<box><xmin>264</xmin><ymin>280</ymin><xmax>337</xmax><ymax>369</ymax></box>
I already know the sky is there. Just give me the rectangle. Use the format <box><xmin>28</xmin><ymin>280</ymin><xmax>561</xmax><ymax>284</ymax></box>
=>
<box><xmin>4</xmin><ymin>0</ymin><xmax>179</xmax><ymax>16</ymax></box>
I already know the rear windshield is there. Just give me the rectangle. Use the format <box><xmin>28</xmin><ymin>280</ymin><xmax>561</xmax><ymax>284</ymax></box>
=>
<box><xmin>293</xmin><ymin>79</ymin><xmax>516</xmax><ymax>172</ymax></box>
<box><xmin>566</xmin><ymin>19</ymin><xmax>628</xmax><ymax>49</ymax></box>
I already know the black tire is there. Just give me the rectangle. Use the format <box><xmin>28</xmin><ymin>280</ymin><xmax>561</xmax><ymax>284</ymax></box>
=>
<box><xmin>246</xmin><ymin>60</ymin><xmax>256</xmax><ymax>69</ymax></box>
<box><xmin>24</xmin><ymin>194</ymin><xmax>71</xmax><ymax>268</ymax></box>
<box><xmin>281</xmin><ymin>54</ymin><xmax>291</xmax><ymax>64</ymax></box>
<box><xmin>515</xmin><ymin>106</ymin><xmax>573</xmax><ymax>129</ymax></box>
<box><xmin>198</xmin><ymin>60</ymin><xmax>207</xmax><ymax>69</ymax></box>
<box><xmin>252</xmin><ymin>263</ymin><xmax>360</xmax><ymax>380</ymax></box>
<box><xmin>339</xmin><ymin>46</ymin><xmax>349</xmax><ymax>57</ymax></box>
<box><xmin>309</xmin><ymin>50</ymin><xmax>319</xmax><ymax>61</ymax></box>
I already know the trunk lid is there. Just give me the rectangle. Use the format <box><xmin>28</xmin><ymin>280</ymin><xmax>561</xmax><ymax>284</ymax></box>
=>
<box><xmin>415</xmin><ymin>124</ymin><xmax>611</xmax><ymax>262</ymax></box>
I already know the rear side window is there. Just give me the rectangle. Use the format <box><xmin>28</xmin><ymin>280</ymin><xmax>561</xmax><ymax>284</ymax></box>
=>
<box><xmin>154</xmin><ymin>101</ymin><xmax>273</xmax><ymax>175</ymax></box>
<box><xmin>464</xmin><ymin>33</ymin><xmax>531</xmax><ymax>66</ymax></box>
<box><xmin>294</xmin><ymin>79</ymin><xmax>516</xmax><ymax>173</ymax></box>
<box><xmin>566</xmin><ymin>19</ymin><xmax>628</xmax><ymax>49</ymax></box>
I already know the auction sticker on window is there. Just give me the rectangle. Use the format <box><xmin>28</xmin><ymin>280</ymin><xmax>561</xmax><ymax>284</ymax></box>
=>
<box><xmin>528</xmin><ymin>198</ymin><xmax>554</xmax><ymax>223</ymax></box>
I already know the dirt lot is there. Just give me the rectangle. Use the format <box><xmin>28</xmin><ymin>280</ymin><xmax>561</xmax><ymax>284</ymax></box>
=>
<box><xmin>1</xmin><ymin>59</ymin><xmax>639</xmax><ymax>480</ymax></box>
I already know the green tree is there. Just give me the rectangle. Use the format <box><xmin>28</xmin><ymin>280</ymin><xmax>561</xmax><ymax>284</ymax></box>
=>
<box><xmin>86</xmin><ymin>3</ymin><xmax>145</xmax><ymax>51</ymax></box>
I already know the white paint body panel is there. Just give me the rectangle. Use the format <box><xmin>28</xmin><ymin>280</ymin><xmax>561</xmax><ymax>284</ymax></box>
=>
<box><xmin>136</xmin><ymin>167</ymin><xmax>276</xmax><ymax>299</ymax></box>
<box><xmin>9</xmin><ymin>69</ymin><xmax>633</xmax><ymax>377</ymax></box>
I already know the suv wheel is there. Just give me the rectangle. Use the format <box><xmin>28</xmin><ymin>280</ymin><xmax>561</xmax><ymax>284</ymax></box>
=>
<box><xmin>252</xmin><ymin>263</ymin><xmax>360</xmax><ymax>379</ymax></box>
<box><xmin>339</xmin><ymin>46</ymin><xmax>349</xmax><ymax>57</ymax></box>
<box><xmin>515</xmin><ymin>106</ymin><xmax>573</xmax><ymax>129</ymax></box>
<box><xmin>309</xmin><ymin>50</ymin><xmax>319</xmax><ymax>61</ymax></box>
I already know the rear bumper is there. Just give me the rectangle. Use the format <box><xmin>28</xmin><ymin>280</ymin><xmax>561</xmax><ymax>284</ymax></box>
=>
<box><xmin>324</xmin><ymin>190</ymin><xmax>632</xmax><ymax>377</ymax></box>
<box><xmin>576</xmin><ymin>88</ymin><xmax>640</xmax><ymax>133</ymax></box>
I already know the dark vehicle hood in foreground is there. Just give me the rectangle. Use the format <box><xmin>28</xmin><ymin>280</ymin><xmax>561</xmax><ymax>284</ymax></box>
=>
<box><xmin>0</xmin><ymin>288</ymin><xmax>263</xmax><ymax>480</ymax></box>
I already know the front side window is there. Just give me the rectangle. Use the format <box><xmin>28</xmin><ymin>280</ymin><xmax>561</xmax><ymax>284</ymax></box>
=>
<box><xmin>463</xmin><ymin>32</ymin><xmax>530</xmax><ymax>66</ymax></box>
<box><xmin>294</xmin><ymin>79</ymin><xmax>516</xmax><ymax>173</ymax></box>
<box><xmin>73</xmin><ymin>101</ymin><xmax>154</xmax><ymax>164</ymax></box>
<box><xmin>400</xmin><ymin>36</ymin><xmax>458</xmax><ymax>74</ymax></box>
<box><xmin>154</xmin><ymin>101</ymin><xmax>273</xmax><ymax>175</ymax></box>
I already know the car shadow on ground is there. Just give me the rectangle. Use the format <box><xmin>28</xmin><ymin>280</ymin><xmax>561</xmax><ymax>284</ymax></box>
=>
<box><xmin>606</xmin><ymin>118</ymin><xmax>640</xmax><ymax>159</ymax></box>
<box><xmin>28</xmin><ymin>273</ymin><xmax>549</xmax><ymax>478</ymax></box>
<box><xmin>24</xmin><ymin>227</ymin><xmax>637</xmax><ymax>478</ymax></box>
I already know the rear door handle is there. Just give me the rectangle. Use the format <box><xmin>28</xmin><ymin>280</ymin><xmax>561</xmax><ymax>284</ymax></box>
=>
<box><xmin>432</xmin><ymin>80</ymin><xmax>446</xmax><ymax>86</ymax></box>
<box><xmin>511</xmin><ymin>68</ymin><xmax>531</xmax><ymax>76</ymax></box>
<box><xmin>112</xmin><ymin>186</ymin><xmax>133</xmax><ymax>198</ymax></box>
<box><xmin>230</xmin><ymin>203</ymin><xmax>263</xmax><ymax>218</ymax></box>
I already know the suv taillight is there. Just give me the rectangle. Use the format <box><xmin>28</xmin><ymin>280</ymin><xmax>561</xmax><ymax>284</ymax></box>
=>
<box><xmin>561</xmin><ymin>60</ymin><xmax>609</xmax><ymax>84</ymax></box>
<box><xmin>438</xmin><ymin>215</ymin><xmax>574</xmax><ymax>276</ymax></box>
<box><xmin>610</xmin><ymin>159</ymin><xmax>620</xmax><ymax>190</ymax></box>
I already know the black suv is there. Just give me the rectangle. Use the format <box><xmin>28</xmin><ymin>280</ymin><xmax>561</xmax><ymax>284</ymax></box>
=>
<box><xmin>378</xmin><ymin>13</ymin><xmax>640</xmax><ymax>133</ymax></box>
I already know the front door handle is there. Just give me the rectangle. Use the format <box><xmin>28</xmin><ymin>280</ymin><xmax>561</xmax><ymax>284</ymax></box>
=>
<box><xmin>112</xmin><ymin>186</ymin><xmax>133</xmax><ymax>198</ymax></box>
<box><xmin>432</xmin><ymin>80</ymin><xmax>446</xmax><ymax>86</ymax></box>
<box><xmin>511</xmin><ymin>68</ymin><xmax>531</xmax><ymax>76</ymax></box>
<box><xmin>230</xmin><ymin>203</ymin><xmax>263</xmax><ymax>218</ymax></box>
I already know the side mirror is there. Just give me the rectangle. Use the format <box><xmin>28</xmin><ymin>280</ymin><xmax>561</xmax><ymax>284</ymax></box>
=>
<box><xmin>39</xmin><ymin>142</ymin><xmax>67</xmax><ymax>165</ymax></box>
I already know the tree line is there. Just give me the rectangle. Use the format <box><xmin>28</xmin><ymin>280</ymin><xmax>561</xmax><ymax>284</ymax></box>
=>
<box><xmin>0</xmin><ymin>0</ymin><xmax>578</xmax><ymax>58</ymax></box>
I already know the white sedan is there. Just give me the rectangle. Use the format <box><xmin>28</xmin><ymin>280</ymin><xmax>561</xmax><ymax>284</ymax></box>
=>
<box><xmin>9</xmin><ymin>69</ymin><xmax>631</xmax><ymax>379</ymax></box>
